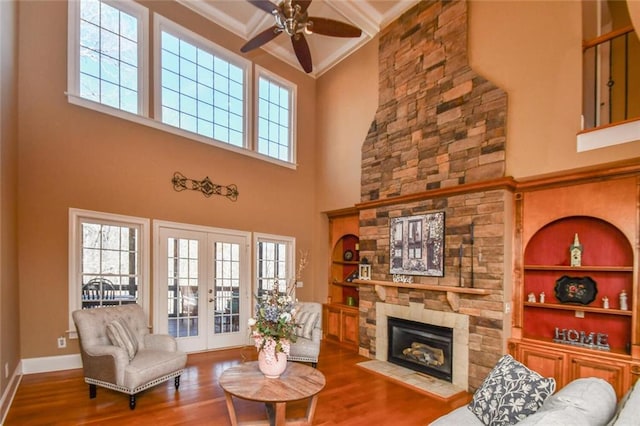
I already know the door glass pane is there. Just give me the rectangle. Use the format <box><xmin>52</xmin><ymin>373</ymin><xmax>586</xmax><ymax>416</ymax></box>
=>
<box><xmin>213</xmin><ymin>242</ymin><xmax>240</xmax><ymax>334</ymax></box>
<box><xmin>167</xmin><ymin>237</ymin><xmax>199</xmax><ymax>337</ymax></box>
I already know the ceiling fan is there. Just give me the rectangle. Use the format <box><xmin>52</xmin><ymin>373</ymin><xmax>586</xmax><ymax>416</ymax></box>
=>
<box><xmin>241</xmin><ymin>0</ymin><xmax>363</xmax><ymax>73</ymax></box>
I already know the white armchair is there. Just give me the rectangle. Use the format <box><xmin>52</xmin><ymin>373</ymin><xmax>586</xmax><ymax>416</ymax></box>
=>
<box><xmin>72</xmin><ymin>303</ymin><xmax>187</xmax><ymax>409</ymax></box>
<box><xmin>289</xmin><ymin>302</ymin><xmax>322</xmax><ymax>367</ymax></box>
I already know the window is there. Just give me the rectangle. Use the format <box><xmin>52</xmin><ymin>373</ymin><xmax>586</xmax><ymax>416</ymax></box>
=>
<box><xmin>254</xmin><ymin>233</ymin><xmax>295</xmax><ymax>297</ymax></box>
<box><xmin>68</xmin><ymin>0</ymin><xmax>148</xmax><ymax>114</ymax></box>
<box><xmin>69</xmin><ymin>209</ymin><xmax>150</xmax><ymax>335</ymax></box>
<box><xmin>257</xmin><ymin>68</ymin><xmax>296</xmax><ymax>162</ymax></box>
<box><xmin>67</xmin><ymin>2</ymin><xmax>299</xmax><ymax>166</ymax></box>
<box><xmin>157</xmin><ymin>17</ymin><xmax>248</xmax><ymax>147</ymax></box>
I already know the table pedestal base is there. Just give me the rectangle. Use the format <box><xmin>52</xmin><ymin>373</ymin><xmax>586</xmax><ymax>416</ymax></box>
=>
<box><xmin>223</xmin><ymin>392</ymin><xmax>319</xmax><ymax>426</ymax></box>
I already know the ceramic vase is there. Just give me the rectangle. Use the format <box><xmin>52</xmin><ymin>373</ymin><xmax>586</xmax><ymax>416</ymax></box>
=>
<box><xmin>258</xmin><ymin>350</ymin><xmax>288</xmax><ymax>379</ymax></box>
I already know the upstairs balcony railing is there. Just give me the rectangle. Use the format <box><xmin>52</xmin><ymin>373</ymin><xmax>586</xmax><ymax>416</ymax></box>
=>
<box><xmin>582</xmin><ymin>25</ymin><xmax>640</xmax><ymax>130</ymax></box>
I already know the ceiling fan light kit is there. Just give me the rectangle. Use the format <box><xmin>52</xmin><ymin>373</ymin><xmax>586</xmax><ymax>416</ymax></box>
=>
<box><xmin>241</xmin><ymin>0</ymin><xmax>362</xmax><ymax>73</ymax></box>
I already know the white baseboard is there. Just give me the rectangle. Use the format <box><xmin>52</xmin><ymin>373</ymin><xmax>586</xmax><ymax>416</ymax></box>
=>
<box><xmin>0</xmin><ymin>364</ymin><xmax>23</xmax><ymax>425</ymax></box>
<box><xmin>21</xmin><ymin>354</ymin><xmax>82</xmax><ymax>375</ymax></box>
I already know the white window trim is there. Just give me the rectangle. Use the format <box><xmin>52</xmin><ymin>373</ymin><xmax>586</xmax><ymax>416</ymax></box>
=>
<box><xmin>68</xmin><ymin>208</ymin><xmax>150</xmax><ymax>338</ymax></box>
<box><xmin>253</xmin><ymin>232</ymin><xmax>296</xmax><ymax>297</ymax></box>
<box><xmin>67</xmin><ymin>0</ymin><xmax>150</xmax><ymax>116</ymax></box>
<box><xmin>151</xmin><ymin>219</ymin><xmax>252</xmax><ymax>334</ymax></box>
<box><xmin>255</xmin><ymin>65</ymin><xmax>298</xmax><ymax>164</ymax></box>
<box><xmin>153</xmin><ymin>13</ymin><xmax>253</xmax><ymax>151</ymax></box>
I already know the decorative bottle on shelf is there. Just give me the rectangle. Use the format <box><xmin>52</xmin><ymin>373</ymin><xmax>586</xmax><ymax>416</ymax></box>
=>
<box><xmin>569</xmin><ymin>233</ymin><xmax>583</xmax><ymax>267</ymax></box>
<box><xmin>539</xmin><ymin>292</ymin><xmax>545</xmax><ymax>303</ymax></box>
<box><xmin>602</xmin><ymin>296</ymin><xmax>609</xmax><ymax>309</ymax></box>
<box><xmin>528</xmin><ymin>292</ymin><xmax>536</xmax><ymax>303</ymax></box>
<box><xmin>620</xmin><ymin>290</ymin><xmax>628</xmax><ymax>311</ymax></box>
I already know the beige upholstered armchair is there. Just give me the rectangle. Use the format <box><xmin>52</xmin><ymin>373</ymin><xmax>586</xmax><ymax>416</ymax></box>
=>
<box><xmin>72</xmin><ymin>303</ymin><xmax>187</xmax><ymax>410</ymax></box>
<box><xmin>288</xmin><ymin>302</ymin><xmax>322</xmax><ymax>367</ymax></box>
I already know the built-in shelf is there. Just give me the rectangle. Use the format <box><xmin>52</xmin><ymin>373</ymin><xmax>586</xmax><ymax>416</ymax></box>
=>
<box><xmin>524</xmin><ymin>265</ymin><xmax>633</xmax><ymax>272</ymax></box>
<box><xmin>352</xmin><ymin>279</ymin><xmax>494</xmax><ymax>294</ymax></box>
<box><xmin>352</xmin><ymin>279</ymin><xmax>495</xmax><ymax>312</ymax></box>
<box><xmin>332</xmin><ymin>281</ymin><xmax>359</xmax><ymax>288</ymax></box>
<box><xmin>523</xmin><ymin>301</ymin><xmax>632</xmax><ymax>316</ymax></box>
<box><xmin>331</xmin><ymin>260</ymin><xmax>361</xmax><ymax>266</ymax></box>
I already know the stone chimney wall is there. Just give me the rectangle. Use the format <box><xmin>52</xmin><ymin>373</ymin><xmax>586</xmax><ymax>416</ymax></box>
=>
<box><xmin>357</xmin><ymin>0</ymin><xmax>510</xmax><ymax>391</ymax></box>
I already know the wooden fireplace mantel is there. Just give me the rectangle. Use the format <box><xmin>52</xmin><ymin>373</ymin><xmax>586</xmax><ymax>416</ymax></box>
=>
<box><xmin>352</xmin><ymin>279</ymin><xmax>495</xmax><ymax>312</ymax></box>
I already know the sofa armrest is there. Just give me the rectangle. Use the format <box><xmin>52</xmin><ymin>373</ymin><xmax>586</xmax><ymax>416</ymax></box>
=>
<box><xmin>429</xmin><ymin>406</ymin><xmax>481</xmax><ymax>425</ymax></box>
<box><xmin>144</xmin><ymin>334</ymin><xmax>178</xmax><ymax>352</ymax></box>
<box><xmin>81</xmin><ymin>344</ymin><xmax>129</xmax><ymax>385</ymax></box>
<box><xmin>311</xmin><ymin>327</ymin><xmax>322</xmax><ymax>343</ymax></box>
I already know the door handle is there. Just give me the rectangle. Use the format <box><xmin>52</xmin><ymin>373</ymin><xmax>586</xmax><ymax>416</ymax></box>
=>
<box><xmin>209</xmin><ymin>298</ymin><xmax>214</xmax><ymax>303</ymax></box>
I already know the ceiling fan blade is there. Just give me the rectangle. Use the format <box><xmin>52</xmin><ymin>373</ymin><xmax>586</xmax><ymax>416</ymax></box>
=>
<box><xmin>291</xmin><ymin>34</ymin><xmax>312</xmax><ymax>73</ymax></box>
<box><xmin>307</xmin><ymin>17</ymin><xmax>362</xmax><ymax>38</ymax></box>
<box><xmin>246</xmin><ymin>0</ymin><xmax>279</xmax><ymax>14</ymax></box>
<box><xmin>241</xmin><ymin>26</ymin><xmax>282</xmax><ymax>53</ymax></box>
<box><xmin>293</xmin><ymin>0</ymin><xmax>312</xmax><ymax>14</ymax></box>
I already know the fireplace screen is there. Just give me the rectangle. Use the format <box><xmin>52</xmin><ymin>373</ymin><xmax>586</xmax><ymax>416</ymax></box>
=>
<box><xmin>387</xmin><ymin>316</ymin><xmax>453</xmax><ymax>382</ymax></box>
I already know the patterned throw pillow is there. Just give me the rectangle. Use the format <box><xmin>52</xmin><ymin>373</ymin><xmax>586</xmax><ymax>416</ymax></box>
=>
<box><xmin>296</xmin><ymin>310</ymin><xmax>319</xmax><ymax>339</ymax></box>
<box><xmin>468</xmin><ymin>354</ymin><xmax>556</xmax><ymax>426</ymax></box>
<box><xmin>106</xmin><ymin>319</ymin><xmax>138</xmax><ymax>361</ymax></box>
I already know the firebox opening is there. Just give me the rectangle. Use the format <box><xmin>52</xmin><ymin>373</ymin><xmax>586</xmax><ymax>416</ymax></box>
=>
<box><xmin>387</xmin><ymin>316</ymin><xmax>453</xmax><ymax>382</ymax></box>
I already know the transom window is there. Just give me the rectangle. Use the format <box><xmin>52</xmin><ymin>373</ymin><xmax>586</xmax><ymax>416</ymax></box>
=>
<box><xmin>257</xmin><ymin>69</ymin><xmax>295</xmax><ymax>162</ymax></box>
<box><xmin>159</xmin><ymin>22</ymin><xmax>246</xmax><ymax>147</ymax></box>
<box><xmin>72</xmin><ymin>0</ymin><xmax>147</xmax><ymax>114</ymax></box>
<box><xmin>67</xmin><ymin>0</ymin><xmax>298</xmax><ymax>166</ymax></box>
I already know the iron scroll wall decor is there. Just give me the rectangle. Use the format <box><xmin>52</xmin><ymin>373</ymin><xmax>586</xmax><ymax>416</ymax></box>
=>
<box><xmin>172</xmin><ymin>172</ymin><xmax>239</xmax><ymax>202</ymax></box>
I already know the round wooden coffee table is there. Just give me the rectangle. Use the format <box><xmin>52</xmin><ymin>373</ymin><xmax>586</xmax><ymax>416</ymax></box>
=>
<box><xmin>219</xmin><ymin>361</ymin><xmax>326</xmax><ymax>426</ymax></box>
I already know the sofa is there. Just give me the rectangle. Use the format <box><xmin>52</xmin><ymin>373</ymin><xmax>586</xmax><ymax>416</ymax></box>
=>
<box><xmin>288</xmin><ymin>302</ymin><xmax>322</xmax><ymax>367</ymax></box>
<box><xmin>431</xmin><ymin>355</ymin><xmax>640</xmax><ymax>425</ymax></box>
<box><xmin>72</xmin><ymin>303</ymin><xmax>188</xmax><ymax>409</ymax></box>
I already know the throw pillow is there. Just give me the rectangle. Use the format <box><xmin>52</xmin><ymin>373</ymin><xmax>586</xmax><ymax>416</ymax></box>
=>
<box><xmin>106</xmin><ymin>319</ymin><xmax>138</xmax><ymax>361</ymax></box>
<box><xmin>468</xmin><ymin>354</ymin><xmax>556</xmax><ymax>426</ymax></box>
<box><xmin>296</xmin><ymin>310</ymin><xmax>319</xmax><ymax>339</ymax></box>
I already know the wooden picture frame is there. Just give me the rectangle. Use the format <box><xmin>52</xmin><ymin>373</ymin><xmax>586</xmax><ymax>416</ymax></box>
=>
<box><xmin>389</xmin><ymin>211</ymin><xmax>445</xmax><ymax>276</ymax></box>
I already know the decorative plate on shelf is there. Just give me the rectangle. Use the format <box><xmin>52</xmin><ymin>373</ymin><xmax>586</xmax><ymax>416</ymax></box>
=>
<box><xmin>554</xmin><ymin>275</ymin><xmax>597</xmax><ymax>305</ymax></box>
<box><xmin>343</xmin><ymin>249</ymin><xmax>354</xmax><ymax>261</ymax></box>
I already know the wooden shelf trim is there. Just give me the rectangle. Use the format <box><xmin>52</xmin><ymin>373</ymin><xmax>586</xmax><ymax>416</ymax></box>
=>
<box><xmin>514</xmin><ymin>337</ymin><xmax>633</xmax><ymax>359</ymax></box>
<box><xmin>331</xmin><ymin>281</ymin><xmax>359</xmax><ymax>288</ymax></box>
<box><xmin>352</xmin><ymin>279</ymin><xmax>494</xmax><ymax>312</ymax></box>
<box><xmin>523</xmin><ymin>301</ymin><xmax>632</xmax><ymax>316</ymax></box>
<box><xmin>524</xmin><ymin>265</ymin><xmax>633</xmax><ymax>272</ymax></box>
<box><xmin>332</xmin><ymin>260</ymin><xmax>361</xmax><ymax>265</ymax></box>
<box><xmin>352</xmin><ymin>279</ymin><xmax>494</xmax><ymax>294</ymax></box>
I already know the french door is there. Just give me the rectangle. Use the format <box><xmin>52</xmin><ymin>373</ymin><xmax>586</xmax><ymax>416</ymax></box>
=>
<box><xmin>154</xmin><ymin>222</ymin><xmax>251</xmax><ymax>352</ymax></box>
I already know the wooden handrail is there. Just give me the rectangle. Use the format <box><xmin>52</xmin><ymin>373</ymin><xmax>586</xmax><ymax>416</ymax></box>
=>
<box><xmin>583</xmin><ymin>25</ymin><xmax>635</xmax><ymax>51</ymax></box>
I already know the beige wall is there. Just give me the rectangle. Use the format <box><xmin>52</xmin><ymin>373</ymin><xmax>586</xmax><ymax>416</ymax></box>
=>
<box><xmin>0</xmin><ymin>0</ymin><xmax>20</xmax><ymax>404</ymax></box>
<box><xmin>17</xmin><ymin>0</ymin><xmax>317</xmax><ymax>358</ymax></box>
<box><xmin>10</xmin><ymin>0</ymin><xmax>640</xmax><ymax>361</ymax></box>
<box><xmin>315</xmin><ymin>1</ymin><xmax>640</xmax><ymax>203</ymax></box>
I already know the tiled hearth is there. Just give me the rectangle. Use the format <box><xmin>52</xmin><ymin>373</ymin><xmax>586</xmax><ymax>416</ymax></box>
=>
<box><xmin>357</xmin><ymin>359</ymin><xmax>464</xmax><ymax>399</ymax></box>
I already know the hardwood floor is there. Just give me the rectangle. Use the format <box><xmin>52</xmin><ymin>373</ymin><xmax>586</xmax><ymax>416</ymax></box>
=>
<box><xmin>5</xmin><ymin>341</ymin><xmax>470</xmax><ymax>425</ymax></box>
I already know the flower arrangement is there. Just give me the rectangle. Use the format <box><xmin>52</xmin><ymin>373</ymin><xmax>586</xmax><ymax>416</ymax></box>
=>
<box><xmin>248</xmin><ymin>251</ymin><xmax>308</xmax><ymax>363</ymax></box>
<box><xmin>248</xmin><ymin>287</ymin><xmax>298</xmax><ymax>362</ymax></box>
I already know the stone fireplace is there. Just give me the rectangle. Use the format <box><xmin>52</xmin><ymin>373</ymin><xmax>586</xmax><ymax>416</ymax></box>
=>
<box><xmin>356</xmin><ymin>0</ymin><xmax>510</xmax><ymax>393</ymax></box>
<box><xmin>376</xmin><ymin>302</ymin><xmax>469</xmax><ymax>391</ymax></box>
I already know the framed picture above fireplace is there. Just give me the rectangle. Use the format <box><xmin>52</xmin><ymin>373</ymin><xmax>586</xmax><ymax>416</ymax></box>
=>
<box><xmin>389</xmin><ymin>211</ymin><xmax>445</xmax><ymax>276</ymax></box>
